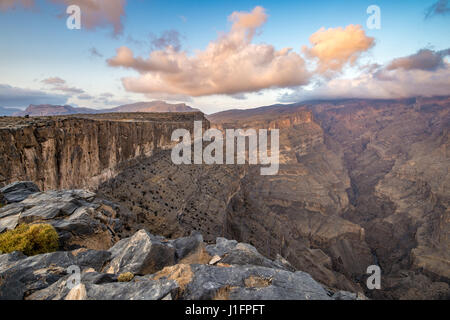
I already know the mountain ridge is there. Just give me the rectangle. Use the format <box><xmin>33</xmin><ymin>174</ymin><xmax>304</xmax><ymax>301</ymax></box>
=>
<box><xmin>5</xmin><ymin>101</ymin><xmax>199</xmax><ymax>117</ymax></box>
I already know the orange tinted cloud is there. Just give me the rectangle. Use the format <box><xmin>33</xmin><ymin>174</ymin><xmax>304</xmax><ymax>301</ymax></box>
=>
<box><xmin>1</xmin><ymin>0</ymin><xmax>126</xmax><ymax>34</ymax></box>
<box><xmin>54</xmin><ymin>0</ymin><xmax>126</xmax><ymax>34</ymax></box>
<box><xmin>108</xmin><ymin>6</ymin><xmax>310</xmax><ymax>97</ymax></box>
<box><xmin>302</xmin><ymin>24</ymin><xmax>375</xmax><ymax>74</ymax></box>
<box><xmin>0</xmin><ymin>0</ymin><xmax>34</xmax><ymax>11</ymax></box>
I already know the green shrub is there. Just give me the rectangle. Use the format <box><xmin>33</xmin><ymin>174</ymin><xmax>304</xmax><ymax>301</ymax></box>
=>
<box><xmin>0</xmin><ymin>223</ymin><xmax>59</xmax><ymax>256</ymax></box>
<box><xmin>117</xmin><ymin>272</ymin><xmax>134</xmax><ymax>282</ymax></box>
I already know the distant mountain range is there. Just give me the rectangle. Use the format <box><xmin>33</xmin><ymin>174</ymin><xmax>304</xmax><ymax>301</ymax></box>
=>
<box><xmin>0</xmin><ymin>106</ymin><xmax>22</xmax><ymax>116</ymax></box>
<box><xmin>0</xmin><ymin>101</ymin><xmax>200</xmax><ymax>116</ymax></box>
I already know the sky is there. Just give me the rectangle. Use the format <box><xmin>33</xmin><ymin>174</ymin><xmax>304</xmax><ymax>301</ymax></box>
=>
<box><xmin>0</xmin><ymin>0</ymin><xmax>449</xmax><ymax>114</ymax></box>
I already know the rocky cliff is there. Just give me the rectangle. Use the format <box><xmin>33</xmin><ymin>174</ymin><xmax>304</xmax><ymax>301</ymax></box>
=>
<box><xmin>1</xmin><ymin>97</ymin><xmax>449</xmax><ymax>300</ymax></box>
<box><xmin>0</xmin><ymin>182</ymin><xmax>361</xmax><ymax>300</ymax></box>
<box><xmin>0</xmin><ymin>112</ymin><xmax>207</xmax><ymax>191</ymax></box>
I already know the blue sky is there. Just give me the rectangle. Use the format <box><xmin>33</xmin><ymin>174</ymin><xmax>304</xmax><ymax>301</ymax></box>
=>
<box><xmin>0</xmin><ymin>0</ymin><xmax>449</xmax><ymax>113</ymax></box>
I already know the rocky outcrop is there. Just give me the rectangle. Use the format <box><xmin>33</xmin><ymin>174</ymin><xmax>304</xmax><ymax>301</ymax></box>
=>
<box><xmin>0</xmin><ymin>182</ymin><xmax>127</xmax><ymax>249</ymax></box>
<box><xmin>0</xmin><ymin>112</ymin><xmax>207</xmax><ymax>191</ymax></box>
<box><xmin>0</xmin><ymin>184</ymin><xmax>360</xmax><ymax>300</ymax></box>
<box><xmin>0</xmin><ymin>181</ymin><xmax>40</xmax><ymax>203</ymax></box>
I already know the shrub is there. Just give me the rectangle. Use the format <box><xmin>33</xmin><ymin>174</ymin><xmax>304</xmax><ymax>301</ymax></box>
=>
<box><xmin>0</xmin><ymin>223</ymin><xmax>59</xmax><ymax>256</ymax></box>
<box><xmin>118</xmin><ymin>272</ymin><xmax>134</xmax><ymax>282</ymax></box>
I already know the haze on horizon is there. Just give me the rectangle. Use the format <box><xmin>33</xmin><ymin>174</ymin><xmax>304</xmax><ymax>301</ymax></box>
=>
<box><xmin>0</xmin><ymin>0</ymin><xmax>449</xmax><ymax>114</ymax></box>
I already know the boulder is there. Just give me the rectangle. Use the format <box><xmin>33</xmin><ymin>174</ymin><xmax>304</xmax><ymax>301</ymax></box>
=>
<box><xmin>206</xmin><ymin>237</ymin><xmax>238</xmax><ymax>257</ymax></box>
<box><xmin>105</xmin><ymin>230</ymin><xmax>176</xmax><ymax>275</ymax></box>
<box><xmin>206</xmin><ymin>237</ymin><xmax>292</xmax><ymax>271</ymax></box>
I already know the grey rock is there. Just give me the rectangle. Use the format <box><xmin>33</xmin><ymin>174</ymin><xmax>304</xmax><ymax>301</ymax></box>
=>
<box><xmin>331</xmin><ymin>291</ymin><xmax>358</xmax><ymax>300</ymax></box>
<box><xmin>182</xmin><ymin>264</ymin><xmax>331</xmax><ymax>300</ymax></box>
<box><xmin>27</xmin><ymin>274</ymin><xmax>178</xmax><ymax>300</ymax></box>
<box><xmin>0</xmin><ymin>202</ymin><xmax>24</xmax><ymax>219</ymax></box>
<box><xmin>0</xmin><ymin>251</ymin><xmax>26</xmax><ymax>270</ymax></box>
<box><xmin>25</xmin><ymin>271</ymin><xmax>116</xmax><ymax>300</ymax></box>
<box><xmin>81</xmin><ymin>271</ymin><xmax>117</xmax><ymax>285</ymax></box>
<box><xmin>0</xmin><ymin>250</ymin><xmax>110</xmax><ymax>300</ymax></box>
<box><xmin>0</xmin><ymin>188</ymin><xmax>124</xmax><ymax>250</ymax></box>
<box><xmin>205</xmin><ymin>237</ymin><xmax>238</xmax><ymax>256</ymax></box>
<box><xmin>170</xmin><ymin>231</ymin><xmax>204</xmax><ymax>260</ymax></box>
<box><xmin>0</xmin><ymin>213</ymin><xmax>20</xmax><ymax>233</ymax></box>
<box><xmin>0</xmin><ymin>181</ymin><xmax>40</xmax><ymax>203</ymax></box>
<box><xmin>105</xmin><ymin>229</ymin><xmax>176</xmax><ymax>275</ymax></box>
<box><xmin>82</xmin><ymin>278</ymin><xmax>178</xmax><ymax>300</ymax></box>
<box><xmin>221</xmin><ymin>249</ymin><xmax>290</xmax><ymax>271</ymax></box>
<box><xmin>206</xmin><ymin>237</ymin><xmax>290</xmax><ymax>271</ymax></box>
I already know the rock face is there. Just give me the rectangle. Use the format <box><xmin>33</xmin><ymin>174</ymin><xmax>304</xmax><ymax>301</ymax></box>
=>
<box><xmin>0</xmin><ymin>186</ymin><xmax>356</xmax><ymax>300</ymax></box>
<box><xmin>97</xmin><ymin>97</ymin><xmax>449</xmax><ymax>299</ymax></box>
<box><xmin>210</xmin><ymin>96</ymin><xmax>450</xmax><ymax>299</ymax></box>
<box><xmin>0</xmin><ymin>112</ymin><xmax>207</xmax><ymax>190</ymax></box>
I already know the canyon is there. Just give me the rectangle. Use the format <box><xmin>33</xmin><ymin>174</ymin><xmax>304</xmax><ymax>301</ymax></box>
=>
<box><xmin>0</xmin><ymin>96</ymin><xmax>448</xmax><ymax>299</ymax></box>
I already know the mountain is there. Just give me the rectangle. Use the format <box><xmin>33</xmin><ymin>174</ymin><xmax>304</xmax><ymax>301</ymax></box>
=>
<box><xmin>207</xmin><ymin>96</ymin><xmax>450</xmax><ymax>299</ymax></box>
<box><xmin>13</xmin><ymin>101</ymin><xmax>199</xmax><ymax>117</ymax></box>
<box><xmin>0</xmin><ymin>106</ymin><xmax>22</xmax><ymax>116</ymax></box>
<box><xmin>0</xmin><ymin>96</ymin><xmax>449</xmax><ymax>300</ymax></box>
<box><xmin>14</xmin><ymin>104</ymin><xmax>95</xmax><ymax>116</ymax></box>
<box><xmin>112</xmin><ymin>101</ymin><xmax>200</xmax><ymax>113</ymax></box>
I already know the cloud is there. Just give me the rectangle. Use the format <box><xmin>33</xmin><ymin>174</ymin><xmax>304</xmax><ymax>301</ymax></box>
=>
<box><xmin>41</xmin><ymin>77</ymin><xmax>85</xmax><ymax>94</ymax></box>
<box><xmin>0</xmin><ymin>84</ymin><xmax>69</xmax><ymax>108</ymax></box>
<box><xmin>100</xmin><ymin>92</ymin><xmax>114</xmax><ymax>98</ymax></box>
<box><xmin>108</xmin><ymin>6</ymin><xmax>310</xmax><ymax>97</ymax></box>
<box><xmin>302</xmin><ymin>24</ymin><xmax>375</xmax><ymax>75</ymax></box>
<box><xmin>425</xmin><ymin>0</ymin><xmax>450</xmax><ymax>19</ymax></box>
<box><xmin>280</xmin><ymin>49</ymin><xmax>450</xmax><ymax>102</ymax></box>
<box><xmin>0</xmin><ymin>0</ymin><xmax>126</xmax><ymax>34</ymax></box>
<box><xmin>0</xmin><ymin>0</ymin><xmax>33</xmax><ymax>11</ymax></box>
<box><xmin>386</xmin><ymin>48</ymin><xmax>450</xmax><ymax>71</ymax></box>
<box><xmin>77</xmin><ymin>93</ymin><xmax>94</xmax><ymax>100</ymax></box>
<box><xmin>150</xmin><ymin>30</ymin><xmax>183</xmax><ymax>51</ymax></box>
<box><xmin>41</xmin><ymin>77</ymin><xmax>66</xmax><ymax>86</ymax></box>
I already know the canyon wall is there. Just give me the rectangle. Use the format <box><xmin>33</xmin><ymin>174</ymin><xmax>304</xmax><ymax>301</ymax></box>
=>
<box><xmin>0</xmin><ymin>112</ymin><xmax>207</xmax><ymax>191</ymax></box>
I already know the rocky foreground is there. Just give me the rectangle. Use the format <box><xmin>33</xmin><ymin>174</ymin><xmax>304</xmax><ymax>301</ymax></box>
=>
<box><xmin>0</xmin><ymin>182</ymin><xmax>361</xmax><ymax>300</ymax></box>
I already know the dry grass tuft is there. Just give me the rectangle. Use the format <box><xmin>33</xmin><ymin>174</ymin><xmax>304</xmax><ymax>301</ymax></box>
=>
<box><xmin>178</xmin><ymin>245</ymin><xmax>212</xmax><ymax>265</ymax></box>
<box><xmin>153</xmin><ymin>264</ymin><xmax>194</xmax><ymax>291</ymax></box>
<box><xmin>244</xmin><ymin>276</ymin><xmax>272</xmax><ymax>288</ymax></box>
<box><xmin>118</xmin><ymin>272</ymin><xmax>135</xmax><ymax>282</ymax></box>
